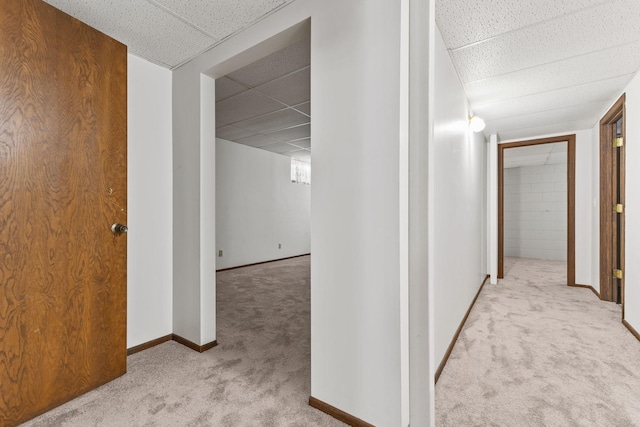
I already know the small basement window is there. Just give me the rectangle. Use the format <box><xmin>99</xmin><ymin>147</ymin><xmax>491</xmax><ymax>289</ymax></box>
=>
<box><xmin>291</xmin><ymin>158</ymin><xmax>311</xmax><ymax>185</ymax></box>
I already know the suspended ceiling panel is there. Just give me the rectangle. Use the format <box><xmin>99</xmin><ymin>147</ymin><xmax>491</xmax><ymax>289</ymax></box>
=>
<box><xmin>437</xmin><ymin>0</ymin><xmax>609</xmax><ymax>49</ymax></box>
<box><xmin>43</xmin><ymin>0</ymin><xmax>295</xmax><ymax>68</ymax></box>
<box><xmin>503</xmin><ymin>142</ymin><xmax>568</xmax><ymax>168</ymax></box>
<box><xmin>472</xmin><ymin>75</ymin><xmax>633</xmax><ymax>120</ymax></box>
<box><xmin>43</xmin><ymin>1</ymin><xmax>640</xmax><ymax>142</ymax></box>
<box><xmin>498</xmin><ymin>123</ymin><xmax>585</xmax><ymax>143</ymax></box>
<box><xmin>151</xmin><ymin>0</ymin><xmax>288</xmax><ymax>41</ymax></box>
<box><xmin>450</xmin><ymin>2</ymin><xmax>640</xmax><ymax>83</ymax></box>
<box><xmin>484</xmin><ymin>102</ymin><xmax>604</xmax><ymax>136</ymax></box>
<box><xmin>436</xmin><ymin>0</ymin><xmax>640</xmax><ymax>141</ymax></box>
<box><xmin>215</xmin><ymin>37</ymin><xmax>311</xmax><ymax>162</ymax></box>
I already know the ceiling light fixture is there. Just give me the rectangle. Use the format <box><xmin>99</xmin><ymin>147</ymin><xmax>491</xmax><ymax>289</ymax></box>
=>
<box><xmin>468</xmin><ymin>115</ymin><xmax>486</xmax><ymax>133</ymax></box>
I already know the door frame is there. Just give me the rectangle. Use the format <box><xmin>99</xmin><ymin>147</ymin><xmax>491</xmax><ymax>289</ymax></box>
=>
<box><xmin>498</xmin><ymin>134</ymin><xmax>576</xmax><ymax>286</ymax></box>
<box><xmin>599</xmin><ymin>94</ymin><xmax>626</xmax><ymax>307</ymax></box>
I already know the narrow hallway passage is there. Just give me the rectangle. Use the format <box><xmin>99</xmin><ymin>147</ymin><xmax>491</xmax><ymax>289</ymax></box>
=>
<box><xmin>436</xmin><ymin>257</ymin><xmax>640</xmax><ymax>426</ymax></box>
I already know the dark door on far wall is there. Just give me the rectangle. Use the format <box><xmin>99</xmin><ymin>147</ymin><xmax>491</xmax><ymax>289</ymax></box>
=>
<box><xmin>0</xmin><ymin>0</ymin><xmax>128</xmax><ymax>425</ymax></box>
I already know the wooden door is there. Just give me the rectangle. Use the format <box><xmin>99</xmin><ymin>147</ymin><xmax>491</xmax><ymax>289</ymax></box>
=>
<box><xmin>0</xmin><ymin>0</ymin><xmax>127</xmax><ymax>425</ymax></box>
<box><xmin>497</xmin><ymin>135</ymin><xmax>576</xmax><ymax>285</ymax></box>
<box><xmin>599</xmin><ymin>95</ymin><xmax>625</xmax><ymax>304</ymax></box>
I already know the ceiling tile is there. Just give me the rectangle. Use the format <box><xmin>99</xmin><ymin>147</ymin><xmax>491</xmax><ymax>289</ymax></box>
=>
<box><xmin>486</xmin><ymin>102</ymin><xmax>603</xmax><ymax>135</ymax></box>
<box><xmin>472</xmin><ymin>74</ymin><xmax>635</xmax><ymax>121</ymax></box>
<box><xmin>216</xmin><ymin>124</ymin><xmax>258</xmax><ymax>141</ymax></box>
<box><xmin>436</xmin><ymin>0</ymin><xmax>608</xmax><ymax>49</ymax></box>
<box><xmin>266</xmin><ymin>124</ymin><xmax>311</xmax><ymax>142</ymax></box>
<box><xmin>215</xmin><ymin>90</ymin><xmax>284</xmax><ymax>126</ymax></box>
<box><xmin>226</xmin><ymin>38</ymin><xmax>310</xmax><ymax>87</ymax></box>
<box><xmin>498</xmin><ymin>120</ymin><xmax>593</xmax><ymax>142</ymax></box>
<box><xmin>292</xmin><ymin>101</ymin><xmax>311</xmax><ymax>115</ymax></box>
<box><xmin>235</xmin><ymin>134</ymin><xmax>281</xmax><ymax>148</ymax></box>
<box><xmin>151</xmin><ymin>0</ymin><xmax>292</xmax><ymax>41</ymax></box>
<box><xmin>288</xmin><ymin>138</ymin><xmax>311</xmax><ymax>149</ymax></box>
<box><xmin>216</xmin><ymin>76</ymin><xmax>249</xmax><ymax>101</ymax></box>
<box><xmin>234</xmin><ymin>108</ymin><xmax>310</xmax><ymax>134</ymax></box>
<box><xmin>260</xmin><ymin>142</ymin><xmax>302</xmax><ymax>154</ymax></box>
<box><xmin>44</xmin><ymin>0</ymin><xmax>216</xmax><ymax>68</ymax></box>
<box><xmin>256</xmin><ymin>68</ymin><xmax>310</xmax><ymax>105</ymax></box>
<box><xmin>504</xmin><ymin>154</ymin><xmax>549</xmax><ymax>166</ymax></box>
<box><xmin>452</xmin><ymin>0</ymin><xmax>640</xmax><ymax>83</ymax></box>
<box><xmin>465</xmin><ymin>42</ymin><xmax>640</xmax><ymax>104</ymax></box>
<box><xmin>504</xmin><ymin>144</ymin><xmax>553</xmax><ymax>159</ymax></box>
<box><xmin>547</xmin><ymin>152</ymin><xmax>568</xmax><ymax>164</ymax></box>
<box><xmin>551</xmin><ymin>143</ymin><xmax>568</xmax><ymax>153</ymax></box>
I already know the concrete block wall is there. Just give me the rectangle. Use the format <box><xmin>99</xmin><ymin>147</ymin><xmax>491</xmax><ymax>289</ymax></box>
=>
<box><xmin>504</xmin><ymin>164</ymin><xmax>567</xmax><ymax>261</ymax></box>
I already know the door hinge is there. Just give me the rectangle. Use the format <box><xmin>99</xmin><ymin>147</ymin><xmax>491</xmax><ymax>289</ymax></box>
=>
<box><xmin>614</xmin><ymin>203</ymin><xmax>624</xmax><ymax>213</ymax></box>
<box><xmin>614</xmin><ymin>137</ymin><xmax>624</xmax><ymax>147</ymax></box>
<box><xmin>613</xmin><ymin>269</ymin><xmax>623</xmax><ymax>279</ymax></box>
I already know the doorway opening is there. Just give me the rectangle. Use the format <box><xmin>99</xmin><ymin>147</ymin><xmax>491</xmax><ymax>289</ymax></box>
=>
<box><xmin>498</xmin><ymin>135</ymin><xmax>576</xmax><ymax>285</ymax></box>
<box><xmin>211</xmin><ymin>23</ymin><xmax>314</xmax><ymax>418</ymax></box>
<box><xmin>599</xmin><ymin>94</ymin><xmax>626</xmax><ymax>308</ymax></box>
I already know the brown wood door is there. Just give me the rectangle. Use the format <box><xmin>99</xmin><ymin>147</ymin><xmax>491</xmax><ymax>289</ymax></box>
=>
<box><xmin>599</xmin><ymin>95</ymin><xmax>625</xmax><ymax>304</ymax></box>
<box><xmin>497</xmin><ymin>135</ymin><xmax>576</xmax><ymax>285</ymax></box>
<box><xmin>0</xmin><ymin>1</ymin><xmax>127</xmax><ymax>425</ymax></box>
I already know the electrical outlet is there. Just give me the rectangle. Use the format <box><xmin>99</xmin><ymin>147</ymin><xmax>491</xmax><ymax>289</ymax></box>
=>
<box><xmin>278</xmin><ymin>243</ymin><xmax>282</xmax><ymax>249</ymax></box>
<box><xmin>218</xmin><ymin>250</ymin><xmax>223</xmax><ymax>257</ymax></box>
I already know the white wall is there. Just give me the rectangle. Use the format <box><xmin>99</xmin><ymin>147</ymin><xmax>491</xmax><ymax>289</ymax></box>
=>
<box><xmin>215</xmin><ymin>138</ymin><xmax>310</xmax><ymax>269</ymax></box>
<box><xmin>591</xmin><ymin>126</ymin><xmax>600</xmax><ymax>291</ymax></box>
<box><xmin>496</xmin><ymin>130</ymin><xmax>594</xmax><ymax>285</ymax></box>
<box><xmin>504</xmin><ymin>162</ymin><xmax>567</xmax><ymax>261</ymax></box>
<box><xmin>611</xmin><ymin>72</ymin><xmax>640</xmax><ymax>331</ymax></box>
<box><xmin>170</xmin><ymin>1</ymin><xmax>430</xmax><ymax>425</ymax></box>
<box><xmin>127</xmin><ymin>53</ymin><xmax>173</xmax><ymax>348</ymax></box>
<box><xmin>576</xmin><ymin>128</ymin><xmax>595</xmax><ymax>286</ymax></box>
<box><xmin>433</xmin><ymin>28</ymin><xmax>487</xmax><ymax>368</ymax></box>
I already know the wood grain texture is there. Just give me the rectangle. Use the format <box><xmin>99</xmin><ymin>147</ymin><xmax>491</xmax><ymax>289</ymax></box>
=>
<box><xmin>498</xmin><ymin>148</ymin><xmax>504</xmax><ymax>279</ymax></box>
<box><xmin>435</xmin><ymin>275</ymin><xmax>490</xmax><ymax>384</ymax></box>
<box><xmin>126</xmin><ymin>334</ymin><xmax>173</xmax><ymax>356</ymax></box>
<box><xmin>622</xmin><ymin>319</ymin><xmax>640</xmax><ymax>342</ymax></box>
<box><xmin>171</xmin><ymin>334</ymin><xmax>218</xmax><ymax>353</ymax></box>
<box><xmin>567</xmin><ymin>137</ymin><xmax>576</xmax><ymax>287</ymax></box>
<box><xmin>0</xmin><ymin>0</ymin><xmax>127</xmax><ymax>425</ymax></box>
<box><xmin>619</xmin><ymin>103</ymin><xmax>626</xmax><ymax>318</ymax></box>
<box><xmin>498</xmin><ymin>135</ymin><xmax>576</xmax><ymax>286</ymax></box>
<box><xmin>308</xmin><ymin>397</ymin><xmax>376</xmax><ymax>427</ymax></box>
<box><xmin>215</xmin><ymin>253</ymin><xmax>311</xmax><ymax>272</ymax></box>
<box><xmin>599</xmin><ymin>94</ymin><xmax>625</xmax><ymax>303</ymax></box>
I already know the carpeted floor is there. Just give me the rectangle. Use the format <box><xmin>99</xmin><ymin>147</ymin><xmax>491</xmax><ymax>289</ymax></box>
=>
<box><xmin>21</xmin><ymin>255</ymin><xmax>345</xmax><ymax>427</ymax></box>
<box><xmin>436</xmin><ymin>257</ymin><xmax>640</xmax><ymax>426</ymax></box>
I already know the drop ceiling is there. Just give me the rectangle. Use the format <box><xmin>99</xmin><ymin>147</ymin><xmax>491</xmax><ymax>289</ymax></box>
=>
<box><xmin>503</xmin><ymin>142</ymin><xmax>567</xmax><ymax>169</ymax></box>
<box><xmin>215</xmin><ymin>37</ymin><xmax>311</xmax><ymax>162</ymax></box>
<box><xmin>42</xmin><ymin>0</ymin><xmax>640</xmax><ymax>143</ymax></box>
<box><xmin>436</xmin><ymin>0</ymin><xmax>640</xmax><ymax>141</ymax></box>
<box><xmin>42</xmin><ymin>0</ymin><xmax>295</xmax><ymax>69</ymax></box>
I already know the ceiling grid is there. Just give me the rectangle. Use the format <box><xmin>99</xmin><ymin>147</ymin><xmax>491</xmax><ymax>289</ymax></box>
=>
<box><xmin>42</xmin><ymin>0</ymin><xmax>640</xmax><ymax>143</ymax></box>
<box><xmin>436</xmin><ymin>0</ymin><xmax>640</xmax><ymax>140</ymax></box>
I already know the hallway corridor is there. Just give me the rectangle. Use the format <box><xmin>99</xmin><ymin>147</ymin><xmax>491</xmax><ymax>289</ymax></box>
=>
<box><xmin>436</xmin><ymin>257</ymin><xmax>640</xmax><ymax>426</ymax></box>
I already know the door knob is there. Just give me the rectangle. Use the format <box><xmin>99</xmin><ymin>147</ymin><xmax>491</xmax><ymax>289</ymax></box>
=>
<box><xmin>111</xmin><ymin>223</ymin><xmax>128</xmax><ymax>235</ymax></box>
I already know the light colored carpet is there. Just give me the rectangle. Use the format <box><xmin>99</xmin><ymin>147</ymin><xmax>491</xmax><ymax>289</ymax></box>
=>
<box><xmin>436</xmin><ymin>257</ymin><xmax>640</xmax><ymax>426</ymax></box>
<box><xmin>21</xmin><ymin>255</ymin><xmax>345</xmax><ymax>427</ymax></box>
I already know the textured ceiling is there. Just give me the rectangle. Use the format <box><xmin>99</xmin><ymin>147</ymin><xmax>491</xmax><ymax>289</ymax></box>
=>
<box><xmin>436</xmin><ymin>0</ymin><xmax>640</xmax><ymax>141</ymax></box>
<box><xmin>41</xmin><ymin>1</ymin><xmax>640</xmax><ymax>144</ymax></box>
<box><xmin>43</xmin><ymin>0</ymin><xmax>295</xmax><ymax>69</ymax></box>
<box><xmin>216</xmin><ymin>37</ymin><xmax>311</xmax><ymax>162</ymax></box>
<box><xmin>503</xmin><ymin>142</ymin><xmax>567</xmax><ymax>168</ymax></box>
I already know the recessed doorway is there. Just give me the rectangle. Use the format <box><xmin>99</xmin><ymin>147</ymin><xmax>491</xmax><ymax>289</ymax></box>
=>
<box><xmin>498</xmin><ymin>135</ymin><xmax>576</xmax><ymax>286</ymax></box>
